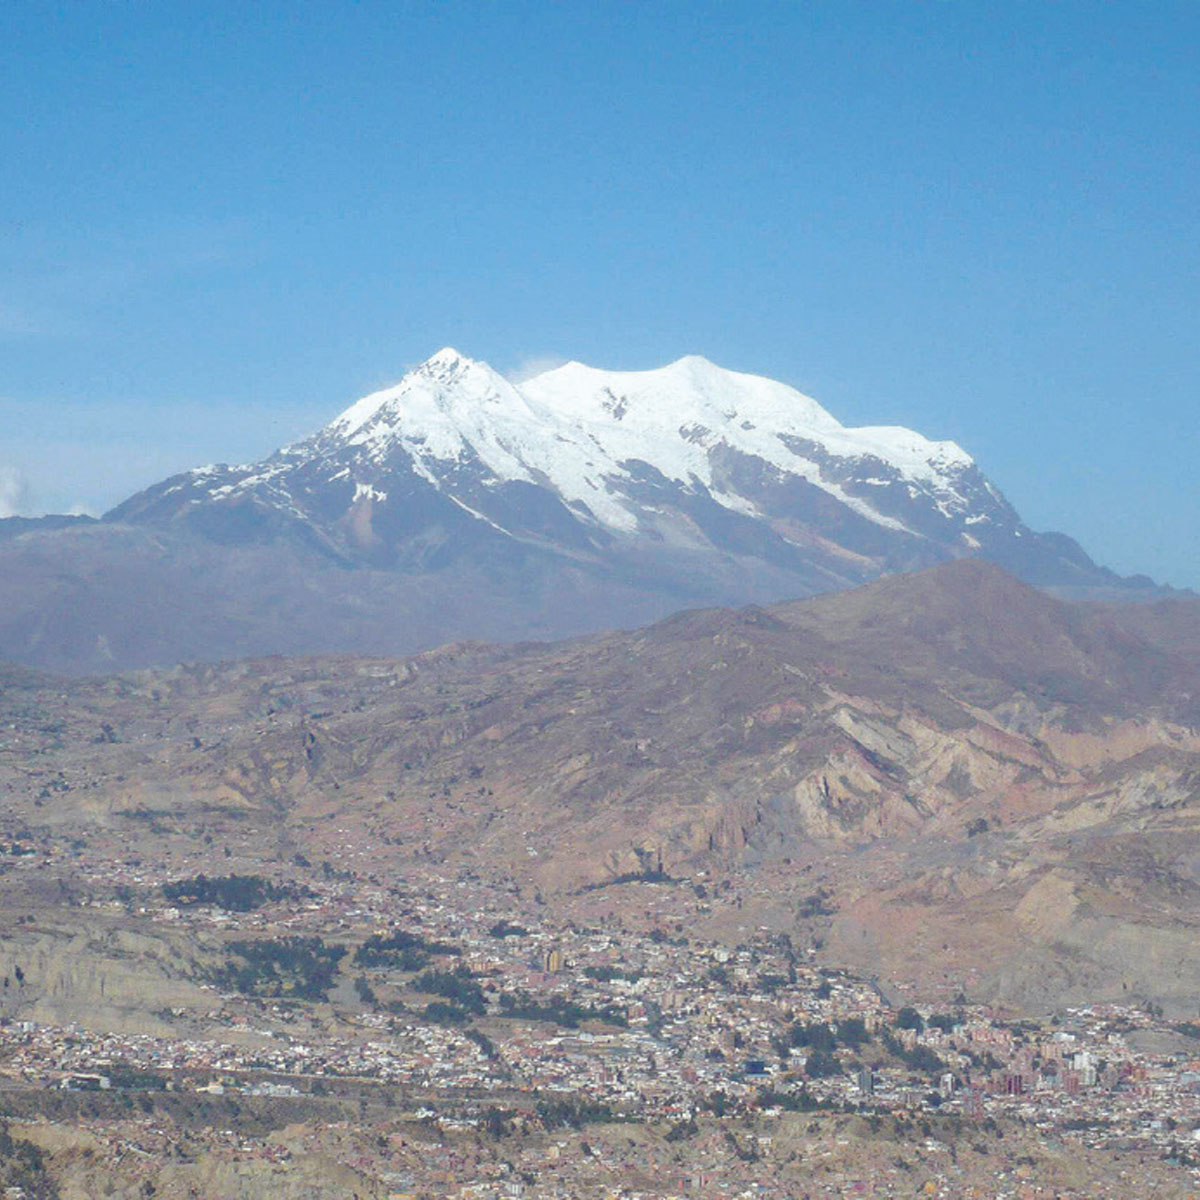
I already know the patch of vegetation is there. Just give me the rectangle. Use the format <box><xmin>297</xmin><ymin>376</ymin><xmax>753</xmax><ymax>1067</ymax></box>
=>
<box><xmin>107</xmin><ymin>1066</ymin><xmax>167</xmax><ymax>1090</ymax></box>
<box><xmin>787</xmin><ymin>1021</ymin><xmax>837</xmax><ymax>1052</ymax></box>
<box><xmin>536</xmin><ymin>1097</ymin><xmax>614</xmax><ymax>1128</ymax></box>
<box><xmin>881</xmin><ymin>1029</ymin><xmax>945</xmax><ymax>1075</ymax></box>
<box><xmin>579</xmin><ymin>868</ymin><xmax>675</xmax><ymax>892</ymax></box>
<box><xmin>353</xmin><ymin>929</ymin><xmax>460</xmax><ymax>971</ymax></box>
<box><xmin>804</xmin><ymin>1049</ymin><xmax>841</xmax><ymax>1078</ymax></box>
<box><xmin>926</xmin><ymin>1012</ymin><xmax>959</xmax><ymax>1033</ymax></box>
<box><xmin>412</xmin><ymin>966</ymin><xmax>487</xmax><ymax>1015</ymax></box>
<box><xmin>116</xmin><ymin>807</ymin><xmax>173</xmax><ymax>833</ymax></box>
<box><xmin>483</xmin><ymin>1107</ymin><xmax>513</xmax><ymax>1138</ymax></box>
<box><xmin>422</xmin><ymin>1001</ymin><xmax>474</xmax><ymax>1025</ymax></box>
<box><xmin>582</xmin><ymin>964</ymin><xmax>642</xmax><ymax>983</ymax></box>
<box><xmin>837</xmin><ymin>1016</ymin><xmax>870</xmax><ymax>1047</ymax></box>
<box><xmin>665</xmin><ymin>1116</ymin><xmax>699</xmax><ymax>1141</ymax></box>
<box><xmin>647</xmin><ymin>928</ymin><xmax>686</xmax><ymax>946</ymax></box>
<box><xmin>163</xmin><ymin>873</ymin><xmax>309</xmax><ymax>912</ymax></box>
<box><xmin>755</xmin><ymin>973</ymin><xmax>790</xmax><ymax>993</ymax></box>
<box><xmin>0</xmin><ymin>1118</ymin><xmax>58</xmax><ymax>1199</ymax></box>
<box><xmin>497</xmin><ymin>991</ymin><xmax>628</xmax><ymax>1028</ymax></box>
<box><xmin>797</xmin><ymin>887</ymin><xmax>836</xmax><ymax>917</ymax></box>
<box><xmin>488</xmin><ymin>919</ymin><xmax>529</xmax><ymax>938</ymax></box>
<box><xmin>213</xmin><ymin>936</ymin><xmax>347</xmax><ymax>1001</ymax></box>
<box><xmin>463</xmin><ymin>1028</ymin><xmax>497</xmax><ymax>1057</ymax></box>
<box><xmin>757</xmin><ymin>1086</ymin><xmax>837</xmax><ymax>1112</ymax></box>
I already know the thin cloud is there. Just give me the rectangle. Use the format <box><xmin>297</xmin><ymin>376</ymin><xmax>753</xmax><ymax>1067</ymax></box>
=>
<box><xmin>0</xmin><ymin>466</ymin><xmax>30</xmax><ymax>518</ymax></box>
<box><xmin>505</xmin><ymin>354</ymin><xmax>568</xmax><ymax>385</ymax></box>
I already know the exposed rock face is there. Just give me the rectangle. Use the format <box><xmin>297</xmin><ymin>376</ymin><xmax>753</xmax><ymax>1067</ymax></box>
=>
<box><xmin>4</xmin><ymin>560</ymin><xmax>1200</xmax><ymax>1013</ymax></box>
<box><xmin>1</xmin><ymin>921</ymin><xmax>214</xmax><ymax>1034</ymax></box>
<box><xmin>1</xmin><ymin>351</ymin><xmax>1164</xmax><ymax>673</ymax></box>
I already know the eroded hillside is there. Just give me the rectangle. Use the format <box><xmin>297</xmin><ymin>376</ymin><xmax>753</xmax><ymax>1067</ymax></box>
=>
<box><xmin>3</xmin><ymin>560</ymin><xmax>1199</xmax><ymax>1015</ymax></box>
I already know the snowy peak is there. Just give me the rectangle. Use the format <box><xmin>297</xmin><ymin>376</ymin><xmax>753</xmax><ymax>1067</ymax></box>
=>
<box><xmin>108</xmin><ymin>347</ymin><xmax>1114</xmax><ymax>600</ymax></box>
<box><xmin>522</xmin><ymin>354</ymin><xmax>842</xmax><ymax>433</ymax></box>
<box><xmin>519</xmin><ymin>354</ymin><xmax>971</xmax><ymax>487</ymax></box>
<box><xmin>315</xmin><ymin>349</ymin><xmax>978</xmax><ymax>515</ymax></box>
<box><xmin>326</xmin><ymin>348</ymin><xmax>523</xmax><ymax>442</ymax></box>
<box><xmin>300</xmin><ymin>349</ymin><xmax>994</xmax><ymax>544</ymax></box>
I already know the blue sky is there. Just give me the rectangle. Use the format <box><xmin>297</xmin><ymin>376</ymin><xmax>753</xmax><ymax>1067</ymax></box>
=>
<box><xmin>1</xmin><ymin>2</ymin><xmax>1197</xmax><ymax>585</ymax></box>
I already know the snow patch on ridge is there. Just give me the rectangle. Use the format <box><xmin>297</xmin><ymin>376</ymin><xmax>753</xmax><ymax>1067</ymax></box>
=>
<box><xmin>173</xmin><ymin>348</ymin><xmax>990</xmax><ymax>546</ymax></box>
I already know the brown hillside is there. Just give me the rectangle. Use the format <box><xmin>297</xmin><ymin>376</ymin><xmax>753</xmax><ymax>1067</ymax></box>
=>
<box><xmin>3</xmin><ymin>562</ymin><xmax>1200</xmax><ymax>1014</ymax></box>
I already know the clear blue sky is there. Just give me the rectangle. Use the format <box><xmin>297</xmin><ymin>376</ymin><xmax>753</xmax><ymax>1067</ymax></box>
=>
<box><xmin>2</xmin><ymin>2</ymin><xmax>1197</xmax><ymax>585</ymax></box>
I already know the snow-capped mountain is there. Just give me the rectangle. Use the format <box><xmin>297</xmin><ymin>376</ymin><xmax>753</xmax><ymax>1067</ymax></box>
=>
<box><xmin>109</xmin><ymin>348</ymin><xmax>1109</xmax><ymax>593</ymax></box>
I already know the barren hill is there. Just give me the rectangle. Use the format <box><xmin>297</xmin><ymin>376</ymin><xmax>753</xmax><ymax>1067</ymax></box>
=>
<box><xmin>3</xmin><ymin>560</ymin><xmax>1200</xmax><ymax>1014</ymax></box>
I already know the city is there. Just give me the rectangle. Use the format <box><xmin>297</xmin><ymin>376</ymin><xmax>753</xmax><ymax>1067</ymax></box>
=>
<box><xmin>3</xmin><ymin>835</ymin><xmax>1200</xmax><ymax>1197</ymax></box>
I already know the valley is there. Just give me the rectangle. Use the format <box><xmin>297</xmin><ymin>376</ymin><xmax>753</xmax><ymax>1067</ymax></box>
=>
<box><xmin>3</xmin><ymin>561</ymin><xmax>1200</xmax><ymax>1192</ymax></box>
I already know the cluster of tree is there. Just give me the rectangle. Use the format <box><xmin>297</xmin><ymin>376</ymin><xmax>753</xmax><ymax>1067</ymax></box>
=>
<box><xmin>756</xmin><ymin>1085</ymin><xmax>838</xmax><ymax>1112</ymax></box>
<box><xmin>925</xmin><ymin>1012</ymin><xmax>960</xmax><ymax>1033</ymax></box>
<box><xmin>0</xmin><ymin>1118</ymin><xmax>57</xmax><ymax>1200</ymax></box>
<box><xmin>881</xmin><ymin>1028</ymin><xmax>945</xmax><ymax>1075</ymax></box>
<box><xmin>496</xmin><ymin>991</ymin><xmax>628</xmax><ymax>1029</ymax></box>
<box><xmin>580</xmin><ymin>850</ymin><xmax>674</xmax><ymax>891</ymax></box>
<box><xmin>352</xmin><ymin>928</ymin><xmax>459</xmax><ymax>972</ymax></box>
<box><xmin>535</xmin><ymin>1097</ymin><xmax>614</xmax><ymax>1128</ymax></box>
<box><xmin>482</xmin><ymin>1107</ymin><xmax>514</xmax><ymax>1139</ymax></box>
<box><xmin>797</xmin><ymin>888</ymin><xmax>836</xmax><ymax>917</ymax></box>
<box><xmin>585</xmin><ymin>868</ymin><xmax>673</xmax><ymax>889</ymax></box>
<box><xmin>755</xmin><ymin>972</ymin><xmax>793</xmax><ymax>994</ymax></box>
<box><xmin>772</xmin><ymin>1017</ymin><xmax>870</xmax><ymax>1061</ymax></box>
<box><xmin>582</xmin><ymin>964</ymin><xmax>642</xmax><ymax>983</ymax></box>
<box><xmin>162</xmin><ymin>873</ymin><xmax>308</xmax><ymax>913</ymax></box>
<box><xmin>463</xmin><ymin>1027</ymin><xmax>497</xmax><ymax>1058</ymax></box>
<box><xmin>665</xmin><ymin>1116</ymin><xmax>699</xmax><ymax>1141</ymax></box>
<box><xmin>107</xmin><ymin>1066</ymin><xmax>167</xmax><ymax>1091</ymax></box>
<box><xmin>487</xmin><ymin>919</ymin><xmax>529</xmax><ymax>939</ymax></box>
<box><xmin>353</xmin><ymin>974</ymin><xmax>377</xmax><ymax>1005</ymax></box>
<box><xmin>213</xmin><ymin>937</ymin><xmax>347</xmax><ymax>1001</ymax></box>
<box><xmin>412</xmin><ymin>966</ymin><xmax>487</xmax><ymax>1016</ymax></box>
<box><xmin>802</xmin><ymin>1049</ymin><xmax>841</xmax><ymax>1077</ymax></box>
<box><xmin>422</xmin><ymin>1001</ymin><xmax>474</xmax><ymax>1026</ymax></box>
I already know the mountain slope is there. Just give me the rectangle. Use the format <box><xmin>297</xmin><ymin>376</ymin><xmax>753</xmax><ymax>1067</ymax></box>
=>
<box><xmin>1</xmin><ymin>349</ymin><xmax>1157</xmax><ymax>672</ymax></box>
<box><xmin>6</xmin><ymin>560</ymin><xmax>1200</xmax><ymax>1012</ymax></box>
<box><xmin>111</xmin><ymin>348</ymin><xmax>1121</xmax><ymax>588</ymax></box>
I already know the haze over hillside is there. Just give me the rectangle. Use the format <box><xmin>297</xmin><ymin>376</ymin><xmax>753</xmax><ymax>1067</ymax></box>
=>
<box><xmin>0</xmin><ymin>351</ymin><xmax>1166</xmax><ymax>674</ymax></box>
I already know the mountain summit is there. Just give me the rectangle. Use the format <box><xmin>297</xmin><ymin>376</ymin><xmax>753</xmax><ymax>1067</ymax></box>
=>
<box><xmin>110</xmin><ymin>349</ymin><xmax>1109</xmax><ymax>590</ymax></box>
<box><xmin>0</xmin><ymin>351</ymin><xmax>1151</xmax><ymax>672</ymax></box>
